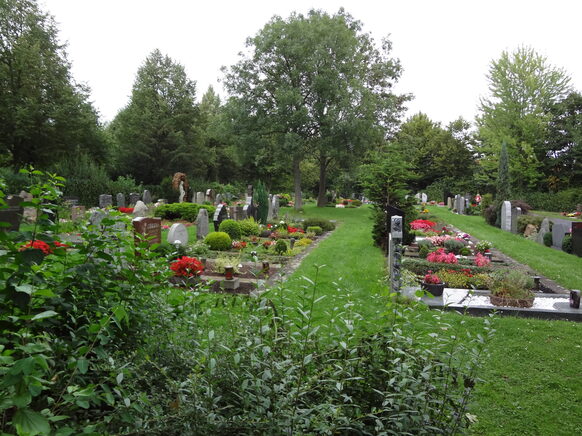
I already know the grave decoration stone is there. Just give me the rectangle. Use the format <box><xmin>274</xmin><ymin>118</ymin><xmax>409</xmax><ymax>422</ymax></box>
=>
<box><xmin>571</xmin><ymin>222</ymin><xmax>582</xmax><ymax>257</ymax></box>
<box><xmin>536</xmin><ymin>218</ymin><xmax>551</xmax><ymax>245</ymax></box>
<box><xmin>213</xmin><ymin>204</ymin><xmax>228</xmax><ymax>231</ymax></box>
<box><xmin>215</xmin><ymin>193</ymin><xmax>223</xmax><ymax>205</ymax></box>
<box><xmin>71</xmin><ymin>205</ymin><xmax>86</xmax><ymax>221</ymax></box>
<box><xmin>511</xmin><ymin>207</ymin><xmax>521</xmax><ymax>234</ymax></box>
<box><xmin>132</xmin><ymin>217</ymin><xmax>162</xmax><ymax>245</ymax></box>
<box><xmin>205</xmin><ymin>189</ymin><xmax>215</xmax><ymax>204</ymax></box>
<box><xmin>129</xmin><ymin>193</ymin><xmax>140</xmax><ymax>206</ymax></box>
<box><xmin>143</xmin><ymin>190</ymin><xmax>152</xmax><ymax>204</ymax></box>
<box><xmin>89</xmin><ymin>210</ymin><xmax>106</xmax><ymax>227</ymax></box>
<box><xmin>272</xmin><ymin>195</ymin><xmax>279</xmax><ymax>219</ymax></box>
<box><xmin>195</xmin><ymin>192</ymin><xmax>205</xmax><ymax>204</ymax></box>
<box><xmin>501</xmin><ymin>201</ymin><xmax>512</xmax><ymax>232</ymax></box>
<box><xmin>389</xmin><ymin>215</ymin><xmax>403</xmax><ymax>294</ymax></box>
<box><xmin>0</xmin><ymin>195</ymin><xmax>23</xmax><ymax>231</ymax></box>
<box><xmin>167</xmin><ymin>223</ymin><xmax>189</xmax><ymax>246</ymax></box>
<box><xmin>421</xmin><ymin>193</ymin><xmax>427</xmax><ymax>203</ymax></box>
<box><xmin>99</xmin><ymin>194</ymin><xmax>113</xmax><ymax>209</ymax></box>
<box><xmin>552</xmin><ymin>221</ymin><xmax>572</xmax><ymax>249</ymax></box>
<box><xmin>195</xmin><ymin>208</ymin><xmax>209</xmax><ymax>239</ymax></box>
<box><xmin>116</xmin><ymin>193</ymin><xmax>126</xmax><ymax>208</ymax></box>
<box><xmin>133</xmin><ymin>200</ymin><xmax>148</xmax><ymax>217</ymax></box>
<box><xmin>267</xmin><ymin>194</ymin><xmax>274</xmax><ymax>220</ymax></box>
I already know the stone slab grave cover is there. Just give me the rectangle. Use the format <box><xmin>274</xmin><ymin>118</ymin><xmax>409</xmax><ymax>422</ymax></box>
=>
<box><xmin>133</xmin><ymin>201</ymin><xmax>148</xmax><ymax>217</ymax></box>
<box><xmin>536</xmin><ymin>218</ymin><xmax>551</xmax><ymax>245</ymax></box>
<box><xmin>132</xmin><ymin>217</ymin><xmax>162</xmax><ymax>245</ymax></box>
<box><xmin>71</xmin><ymin>205</ymin><xmax>86</xmax><ymax>221</ymax></box>
<box><xmin>99</xmin><ymin>194</ymin><xmax>113</xmax><ymax>209</ymax></box>
<box><xmin>167</xmin><ymin>223</ymin><xmax>189</xmax><ymax>246</ymax></box>
<box><xmin>213</xmin><ymin>203</ymin><xmax>228</xmax><ymax>231</ymax></box>
<box><xmin>0</xmin><ymin>195</ymin><xmax>23</xmax><ymax>231</ymax></box>
<box><xmin>511</xmin><ymin>207</ymin><xmax>522</xmax><ymax>234</ymax></box>
<box><xmin>572</xmin><ymin>222</ymin><xmax>582</xmax><ymax>257</ymax></box>
<box><xmin>552</xmin><ymin>221</ymin><xmax>572</xmax><ymax>249</ymax></box>
<box><xmin>129</xmin><ymin>193</ymin><xmax>140</xmax><ymax>206</ymax></box>
<box><xmin>195</xmin><ymin>208</ymin><xmax>209</xmax><ymax>239</ymax></box>
<box><xmin>501</xmin><ymin>201</ymin><xmax>512</xmax><ymax>232</ymax></box>
<box><xmin>143</xmin><ymin>190</ymin><xmax>152</xmax><ymax>204</ymax></box>
<box><xmin>116</xmin><ymin>193</ymin><xmax>125</xmax><ymax>208</ymax></box>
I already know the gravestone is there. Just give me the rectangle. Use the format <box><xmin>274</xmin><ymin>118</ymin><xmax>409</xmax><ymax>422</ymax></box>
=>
<box><xmin>116</xmin><ymin>193</ymin><xmax>126</xmax><ymax>208</ymax></box>
<box><xmin>421</xmin><ymin>193</ymin><xmax>427</xmax><ymax>203</ymax></box>
<box><xmin>195</xmin><ymin>192</ymin><xmax>205</xmax><ymax>204</ymax></box>
<box><xmin>63</xmin><ymin>197</ymin><xmax>79</xmax><ymax>207</ymax></box>
<box><xmin>167</xmin><ymin>223</ymin><xmax>189</xmax><ymax>245</ymax></box>
<box><xmin>0</xmin><ymin>195</ymin><xmax>23</xmax><ymax>231</ymax></box>
<box><xmin>195</xmin><ymin>208</ymin><xmax>209</xmax><ymax>239</ymax></box>
<box><xmin>89</xmin><ymin>210</ymin><xmax>106</xmax><ymax>227</ymax></box>
<box><xmin>456</xmin><ymin>195</ymin><xmax>465</xmax><ymax>215</ymax></box>
<box><xmin>99</xmin><ymin>194</ymin><xmax>113</xmax><ymax>209</ymax></box>
<box><xmin>536</xmin><ymin>218</ymin><xmax>551</xmax><ymax>245</ymax></box>
<box><xmin>213</xmin><ymin>204</ymin><xmax>228</xmax><ymax>231</ymax></box>
<box><xmin>243</xmin><ymin>204</ymin><xmax>254</xmax><ymax>220</ymax></box>
<box><xmin>571</xmin><ymin>222</ymin><xmax>582</xmax><ymax>257</ymax></box>
<box><xmin>447</xmin><ymin>197</ymin><xmax>453</xmax><ymax>209</ymax></box>
<box><xmin>133</xmin><ymin>201</ymin><xmax>148</xmax><ymax>217</ymax></box>
<box><xmin>552</xmin><ymin>221</ymin><xmax>572</xmax><ymax>249</ymax></box>
<box><xmin>71</xmin><ymin>205</ymin><xmax>86</xmax><ymax>221</ymax></box>
<box><xmin>267</xmin><ymin>194</ymin><xmax>274</xmax><ymax>220</ymax></box>
<box><xmin>143</xmin><ymin>190</ymin><xmax>152</xmax><ymax>204</ymax></box>
<box><xmin>215</xmin><ymin>193</ymin><xmax>223</xmax><ymax>205</ymax></box>
<box><xmin>389</xmin><ymin>215</ymin><xmax>403</xmax><ymax>293</ymax></box>
<box><xmin>272</xmin><ymin>195</ymin><xmax>279</xmax><ymax>219</ymax></box>
<box><xmin>132</xmin><ymin>217</ymin><xmax>162</xmax><ymax>245</ymax></box>
<box><xmin>129</xmin><ymin>193</ymin><xmax>140</xmax><ymax>206</ymax></box>
<box><xmin>229</xmin><ymin>205</ymin><xmax>245</xmax><ymax>221</ymax></box>
<box><xmin>501</xmin><ymin>201</ymin><xmax>512</xmax><ymax>232</ymax></box>
<box><xmin>205</xmin><ymin>189</ymin><xmax>215</xmax><ymax>204</ymax></box>
<box><xmin>511</xmin><ymin>207</ymin><xmax>521</xmax><ymax>234</ymax></box>
<box><xmin>246</xmin><ymin>185</ymin><xmax>253</xmax><ymax>205</ymax></box>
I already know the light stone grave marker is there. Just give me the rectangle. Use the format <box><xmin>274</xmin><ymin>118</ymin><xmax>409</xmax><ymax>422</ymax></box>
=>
<box><xmin>167</xmin><ymin>223</ymin><xmax>189</xmax><ymax>246</ymax></box>
<box><xmin>195</xmin><ymin>208</ymin><xmax>209</xmax><ymax>239</ymax></box>
<box><xmin>99</xmin><ymin>194</ymin><xmax>112</xmax><ymax>209</ymax></box>
<box><xmin>501</xmin><ymin>201</ymin><xmax>512</xmax><ymax>232</ymax></box>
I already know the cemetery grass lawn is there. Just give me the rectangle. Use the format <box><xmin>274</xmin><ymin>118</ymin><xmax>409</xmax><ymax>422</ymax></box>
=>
<box><xmin>426</xmin><ymin>206</ymin><xmax>582</xmax><ymax>290</ymax></box>
<box><xmin>531</xmin><ymin>209</ymin><xmax>582</xmax><ymax>222</ymax></box>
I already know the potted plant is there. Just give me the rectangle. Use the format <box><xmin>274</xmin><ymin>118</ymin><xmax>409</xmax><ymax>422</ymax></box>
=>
<box><xmin>487</xmin><ymin>270</ymin><xmax>534</xmax><ymax>308</ymax></box>
<box><xmin>422</xmin><ymin>270</ymin><xmax>445</xmax><ymax>296</ymax></box>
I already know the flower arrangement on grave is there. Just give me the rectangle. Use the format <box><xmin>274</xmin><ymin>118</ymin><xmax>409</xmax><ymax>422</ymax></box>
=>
<box><xmin>410</xmin><ymin>219</ymin><xmax>436</xmax><ymax>231</ymax></box>
<box><xmin>170</xmin><ymin>256</ymin><xmax>204</xmax><ymax>277</ymax></box>
<box><xmin>421</xmin><ymin>270</ymin><xmax>445</xmax><ymax>296</ymax></box>
<box><xmin>426</xmin><ymin>248</ymin><xmax>458</xmax><ymax>264</ymax></box>
<box><xmin>287</xmin><ymin>225</ymin><xmax>304</xmax><ymax>234</ymax></box>
<box><xmin>474</xmin><ymin>253</ymin><xmax>491</xmax><ymax>267</ymax></box>
<box><xmin>423</xmin><ymin>270</ymin><xmax>443</xmax><ymax>284</ymax></box>
<box><xmin>474</xmin><ymin>240</ymin><xmax>493</xmax><ymax>254</ymax></box>
<box><xmin>561</xmin><ymin>211</ymin><xmax>581</xmax><ymax>218</ymax></box>
<box><xmin>118</xmin><ymin>207</ymin><xmax>134</xmax><ymax>214</ymax></box>
<box><xmin>232</xmin><ymin>240</ymin><xmax>247</xmax><ymax>250</ymax></box>
<box><xmin>488</xmin><ymin>270</ymin><xmax>534</xmax><ymax>308</ymax></box>
<box><xmin>426</xmin><ymin>235</ymin><xmax>453</xmax><ymax>246</ymax></box>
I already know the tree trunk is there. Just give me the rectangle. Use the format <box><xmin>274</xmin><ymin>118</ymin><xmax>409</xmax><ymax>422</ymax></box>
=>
<box><xmin>293</xmin><ymin>155</ymin><xmax>302</xmax><ymax>210</ymax></box>
<box><xmin>317</xmin><ymin>156</ymin><xmax>327</xmax><ymax>207</ymax></box>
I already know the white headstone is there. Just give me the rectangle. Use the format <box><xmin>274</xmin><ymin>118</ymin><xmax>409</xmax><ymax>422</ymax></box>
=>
<box><xmin>167</xmin><ymin>223</ymin><xmax>189</xmax><ymax>245</ymax></box>
<box><xmin>536</xmin><ymin>218</ymin><xmax>550</xmax><ymax>244</ymax></box>
<box><xmin>195</xmin><ymin>208</ymin><xmax>209</xmax><ymax>239</ymax></box>
<box><xmin>272</xmin><ymin>195</ymin><xmax>279</xmax><ymax>219</ymax></box>
<box><xmin>501</xmin><ymin>201</ymin><xmax>512</xmax><ymax>232</ymax></box>
<box><xmin>196</xmin><ymin>192</ymin><xmax>205</xmax><ymax>204</ymax></box>
<box><xmin>143</xmin><ymin>190</ymin><xmax>152</xmax><ymax>204</ymax></box>
<box><xmin>421</xmin><ymin>193</ymin><xmax>427</xmax><ymax>203</ymax></box>
<box><xmin>133</xmin><ymin>200</ymin><xmax>148</xmax><ymax>217</ymax></box>
<box><xmin>267</xmin><ymin>194</ymin><xmax>273</xmax><ymax>220</ymax></box>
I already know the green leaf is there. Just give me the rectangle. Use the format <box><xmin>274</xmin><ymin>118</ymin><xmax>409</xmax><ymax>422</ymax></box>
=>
<box><xmin>31</xmin><ymin>311</ymin><xmax>58</xmax><ymax>321</ymax></box>
<box><xmin>15</xmin><ymin>284</ymin><xmax>33</xmax><ymax>295</ymax></box>
<box><xmin>13</xmin><ymin>408</ymin><xmax>50</xmax><ymax>435</ymax></box>
<box><xmin>55</xmin><ymin>427</ymin><xmax>75</xmax><ymax>436</ymax></box>
<box><xmin>116</xmin><ymin>373</ymin><xmax>123</xmax><ymax>385</ymax></box>
<box><xmin>76</xmin><ymin>358</ymin><xmax>89</xmax><ymax>374</ymax></box>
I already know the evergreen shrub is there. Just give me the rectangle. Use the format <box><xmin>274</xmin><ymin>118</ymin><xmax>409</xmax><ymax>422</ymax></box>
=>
<box><xmin>562</xmin><ymin>234</ymin><xmax>573</xmax><ymax>253</ymax></box>
<box><xmin>239</xmin><ymin>218</ymin><xmax>260</xmax><ymax>236</ymax></box>
<box><xmin>543</xmin><ymin>232</ymin><xmax>553</xmax><ymax>247</ymax></box>
<box><xmin>154</xmin><ymin>203</ymin><xmax>215</xmax><ymax>222</ymax></box>
<box><xmin>204</xmin><ymin>232</ymin><xmax>232</xmax><ymax>251</ymax></box>
<box><xmin>302</xmin><ymin>218</ymin><xmax>335</xmax><ymax>232</ymax></box>
<box><xmin>219</xmin><ymin>219</ymin><xmax>242</xmax><ymax>240</ymax></box>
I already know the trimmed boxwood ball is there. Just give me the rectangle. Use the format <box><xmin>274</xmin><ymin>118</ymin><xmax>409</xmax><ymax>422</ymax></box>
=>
<box><xmin>219</xmin><ymin>219</ymin><xmax>242</xmax><ymax>240</ymax></box>
<box><xmin>543</xmin><ymin>232</ymin><xmax>553</xmax><ymax>247</ymax></box>
<box><xmin>239</xmin><ymin>218</ymin><xmax>260</xmax><ymax>236</ymax></box>
<box><xmin>307</xmin><ymin>226</ymin><xmax>323</xmax><ymax>235</ymax></box>
<box><xmin>204</xmin><ymin>232</ymin><xmax>232</xmax><ymax>251</ymax></box>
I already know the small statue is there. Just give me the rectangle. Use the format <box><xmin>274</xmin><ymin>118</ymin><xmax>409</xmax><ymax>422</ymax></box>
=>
<box><xmin>172</xmin><ymin>172</ymin><xmax>189</xmax><ymax>203</ymax></box>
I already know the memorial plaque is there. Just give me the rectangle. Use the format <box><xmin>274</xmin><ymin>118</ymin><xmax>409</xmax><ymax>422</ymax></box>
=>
<box><xmin>132</xmin><ymin>217</ymin><xmax>162</xmax><ymax>245</ymax></box>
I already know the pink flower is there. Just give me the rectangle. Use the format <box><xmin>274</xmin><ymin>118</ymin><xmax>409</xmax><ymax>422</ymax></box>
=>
<box><xmin>427</xmin><ymin>248</ymin><xmax>458</xmax><ymax>264</ymax></box>
<box><xmin>474</xmin><ymin>252</ymin><xmax>491</xmax><ymax>267</ymax></box>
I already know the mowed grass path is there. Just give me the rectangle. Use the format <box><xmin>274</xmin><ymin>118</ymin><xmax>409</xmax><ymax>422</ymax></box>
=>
<box><xmin>427</xmin><ymin>206</ymin><xmax>582</xmax><ymax>290</ymax></box>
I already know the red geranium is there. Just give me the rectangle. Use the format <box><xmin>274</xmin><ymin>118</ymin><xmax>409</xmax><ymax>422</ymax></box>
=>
<box><xmin>170</xmin><ymin>256</ymin><xmax>204</xmax><ymax>277</ymax></box>
<box><xmin>287</xmin><ymin>226</ymin><xmax>304</xmax><ymax>234</ymax></box>
<box><xmin>410</xmin><ymin>219</ymin><xmax>437</xmax><ymax>231</ymax></box>
<box><xmin>20</xmin><ymin>240</ymin><xmax>53</xmax><ymax>255</ymax></box>
<box><xmin>426</xmin><ymin>248</ymin><xmax>458</xmax><ymax>264</ymax></box>
<box><xmin>423</xmin><ymin>270</ymin><xmax>442</xmax><ymax>284</ymax></box>
<box><xmin>118</xmin><ymin>207</ymin><xmax>134</xmax><ymax>214</ymax></box>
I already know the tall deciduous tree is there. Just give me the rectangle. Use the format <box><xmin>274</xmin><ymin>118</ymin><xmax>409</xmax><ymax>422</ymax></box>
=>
<box><xmin>476</xmin><ymin>46</ymin><xmax>572</xmax><ymax>190</ymax></box>
<box><xmin>0</xmin><ymin>0</ymin><xmax>107</xmax><ymax>167</ymax></box>
<box><xmin>223</xmin><ymin>9</ymin><xmax>408</xmax><ymax>208</ymax></box>
<box><xmin>110</xmin><ymin>49</ymin><xmax>201</xmax><ymax>185</ymax></box>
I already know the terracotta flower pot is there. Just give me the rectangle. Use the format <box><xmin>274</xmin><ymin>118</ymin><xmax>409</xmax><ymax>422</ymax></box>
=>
<box><xmin>489</xmin><ymin>294</ymin><xmax>534</xmax><ymax>308</ymax></box>
<box><xmin>422</xmin><ymin>282</ymin><xmax>445</xmax><ymax>296</ymax></box>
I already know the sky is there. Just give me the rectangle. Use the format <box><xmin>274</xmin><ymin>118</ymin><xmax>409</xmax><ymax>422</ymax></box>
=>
<box><xmin>41</xmin><ymin>0</ymin><xmax>582</xmax><ymax>126</ymax></box>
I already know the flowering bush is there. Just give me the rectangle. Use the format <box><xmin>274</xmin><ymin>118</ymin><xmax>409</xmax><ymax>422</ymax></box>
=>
<box><xmin>410</xmin><ymin>219</ymin><xmax>436</xmax><ymax>231</ymax></box>
<box><xmin>427</xmin><ymin>248</ymin><xmax>458</xmax><ymax>264</ymax></box>
<box><xmin>232</xmin><ymin>240</ymin><xmax>247</xmax><ymax>250</ymax></box>
<box><xmin>287</xmin><ymin>226</ymin><xmax>304</xmax><ymax>234</ymax></box>
<box><xmin>20</xmin><ymin>240</ymin><xmax>53</xmax><ymax>255</ymax></box>
<box><xmin>423</xmin><ymin>270</ymin><xmax>442</xmax><ymax>284</ymax></box>
<box><xmin>475</xmin><ymin>240</ymin><xmax>493</xmax><ymax>253</ymax></box>
<box><xmin>118</xmin><ymin>207</ymin><xmax>134</xmax><ymax>214</ymax></box>
<box><xmin>474</xmin><ymin>253</ymin><xmax>491</xmax><ymax>267</ymax></box>
<box><xmin>426</xmin><ymin>235</ymin><xmax>453</xmax><ymax>246</ymax></box>
<box><xmin>170</xmin><ymin>256</ymin><xmax>204</xmax><ymax>277</ymax></box>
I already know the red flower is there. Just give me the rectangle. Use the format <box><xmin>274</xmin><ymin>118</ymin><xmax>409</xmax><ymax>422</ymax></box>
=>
<box><xmin>232</xmin><ymin>240</ymin><xmax>247</xmax><ymax>250</ymax></box>
<box><xmin>424</xmin><ymin>270</ymin><xmax>442</xmax><ymax>284</ymax></box>
<box><xmin>287</xmin><ymin>226</ymin><xmax>305</xmax><ymax>234</ymax></box>
<box><xmin>410</xmin><ymin>219</ymin><xmax>437</xmax><ymax>231</ymax></box>
<box><xmin>53</xmin><ymin>241</ymin><xmax>69</xmax><ymax>249</ymax></box>
<box><xmin>170</xmin><ymin>256</ymin><xmax>204</xmax><ymax>277</ymax></box>
<box><xmin>20</xmin><ymin>240</ymin><xmax>53</xmax><ymax>255</ymax></box>
<box><xmin>426</xmin><ymin>248</ymin><xmax>458</xmax><ymax>264</ymax></box>
<box><xmin>118</xmin><ymin>207</ymin><xmax>134</xmax><ymax>214</ymax></box>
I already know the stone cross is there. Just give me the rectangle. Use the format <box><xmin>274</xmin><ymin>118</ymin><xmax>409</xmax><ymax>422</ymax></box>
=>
<box><xmin>389</xmin><ymin>215</ymin><xmax>403</xmax><ymax>293</ymax></box>
<box><xmin>99</xmin><ymin>194</ymin><xmax>113</xmax><ymax>209</ymax></box>
<box><xmin>195</xmin><ymin>208</ymin><xmax>209</xmax><ymax>239</ymax></box>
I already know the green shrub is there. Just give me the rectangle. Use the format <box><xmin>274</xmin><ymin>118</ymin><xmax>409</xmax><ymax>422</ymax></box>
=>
<box><xmin>481</xmin><ymin>193</ymin><xmax>494</xmax><ymax>211</ymax></box>
<box><xmin>219</xmin><ymin>219</ymin><xmax>241</xmax><ymax>240</ymax></box>
<box><xmin>543</xmin><ymin>231</ymin><xmax>553</xmax><ymax>247</ymax></box>
<box><xmin>562</xmin><ymin>234</ymin><xmax>573</xmax><ymax>253</ymax></box>
<box><xmin>204</xmin><ymin>232</ymin><xmax>232</xmax><ymax>251</ymax></box>
<box><xmin>289</xmin><ymin>231</ymin><xmax>305</xmax><ymax>239</ymax></box>
<box><xmin>239</xmin><ymin>218</ymin><xmax>260</xmax><ymax>237</ymax></box>
<box><xmin>514</xmin><ymin>188</ymin><xmax>582</xmax><ymax>212</ymax></box>
<box><xmin>351</xmin><ymin>199</ymin><xmax>362</xmax><ymax>207</ymax></box>
<box><xmin>444</xmin><ymin>239</ymin><xmax>465</xmax><ymax>254</ymax></box>
<box><xmin>517</xmin><ymin>215</ymin><xmax>544</xmax><ymax>234</ymax></box>
<box><xmin>302</xmin><ymin>218</ymin><xmax>335</xmax><ymax>232</ymax></box>
<box><xmin>437</xmin><ymin>269</ymin><xmax>491</xmax><ymax>289</ymax></box>
<box><xmin>296</xmin><ymin>238</ymin><xmax>313</xmax><ymax>247</ymax></box>
<box><xmin>274</xmin><ymin>239</ymin><xmax>288</xmax><ymax>255</ymax></box>
<box><xmin>154</xmin><ymin>203</ymin><xmax>216</xmax><ymax>222</ymax></box>
<box><xmin>307</xmin><ymin>226</ymin><xmax>323</xmax><ymax>235</ymax></box>
<box><xmin>459</xmin><ymin>247</ymin><xmax>472</xmax><ymax>256</ymax></box>
<box><xmin>278</xmin><ymin>193</ymin><xmax>291</xmax><ymax>207</ymax></box>
<box><xmin>190</xmin><ymin>241</ymin><xmax>210</xmax><ymax>256</ymax></box>
<box><xmin>255</xmin><ymin>181</ymin><xmax>269</xmax><ymax>224</ymax></box>
<box><xmin>213</xmin><ymin>255</ymin><xmax>241</xmax><ymax>274</ymax></box>
<box><xmin>418</xmin><ymin>245</ymin><xmax>430</xmax><ymax>259</ymax></box>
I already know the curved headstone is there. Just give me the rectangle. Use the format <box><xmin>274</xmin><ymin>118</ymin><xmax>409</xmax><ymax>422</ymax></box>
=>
<box><xmin>168</xmin><ymin>223</ymin><xmax>189</xmax><ymax>245</ymax></box>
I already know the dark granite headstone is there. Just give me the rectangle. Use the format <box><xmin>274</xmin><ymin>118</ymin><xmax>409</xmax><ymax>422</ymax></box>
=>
<box><xmin>142</xmin><ymin>190</ymin><xmax>152</xmax><ymax>204</ymax></box>
<box><xmin>99</xmin><ymin>194</ymin><xmax>113</xmax><ymax>208</ymax></box>
<box><xmin>129</xmin><ymin>193</ymin><xmax>140</xmax><ymax>206</ymax></box>
<box><xmin>0</xmin><ymin>195</ymin><xmax>23</xmax><ymax>231</ymax></box>
<box><xmin>552</xmin><ymin>221</ymin><xmax>572</xmax><ymax>249</ymax></box>
<box><xmin>213</xmin><ymin>204</ymin><xmax>228</xmax><ymax>231</ymax></box>
<box><xmin>132</xmin><ymin>217</ymin><xmax>162</xmax><ymax>245</ymax></box>
<box><xmin>572</xmin><ymin>222</ymin><xmax>582</xmax><ymax>257</ymax></box>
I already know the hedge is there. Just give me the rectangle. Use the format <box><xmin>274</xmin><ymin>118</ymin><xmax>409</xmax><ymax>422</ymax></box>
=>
<box><xmin>515</xmin><ymin>188</ymin><xmax>582</xmax><ymax>212</ymax></box>
<box><xmin>154</xmin><ymin>203</ymin><xmax>216</xmax><ymax>222</ymax></box>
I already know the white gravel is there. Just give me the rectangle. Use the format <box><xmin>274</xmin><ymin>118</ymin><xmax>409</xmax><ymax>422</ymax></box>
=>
<box><xmin>442</xmin><ymin>289</ymin><xmax>572</xmax><ymax>311</ymax></box>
